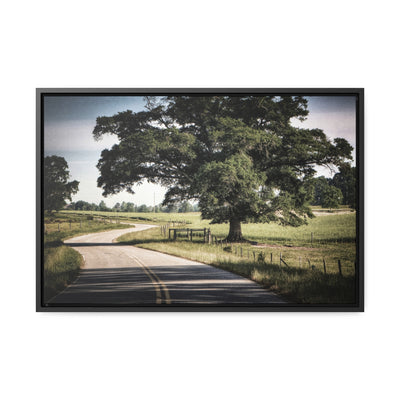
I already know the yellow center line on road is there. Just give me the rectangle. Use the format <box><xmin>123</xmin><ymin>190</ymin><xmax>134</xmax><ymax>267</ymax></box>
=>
<box><xmin>129</xmin><ymin>254</ymin><xmax>171</xmax><ymax>304</ymax></box>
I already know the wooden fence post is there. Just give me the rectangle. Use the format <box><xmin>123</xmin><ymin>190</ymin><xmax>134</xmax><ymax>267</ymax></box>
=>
<box><xmin>270</xmin><ymin>253</ymin><xmax>273</xmax><ymax>263</ymax></box>
<box><xmin>323</xmin><ymin>258</ymin><xmax>327</xmax><ymax>274</ymax></box>
<box><xmin>58</xmin><ymin>223</ymin><xmax>60</xmax><ymax>232</ymax></box>
<box><xmin>280</xmin><ymin>252</ymin><xmax>282</xmax><ymax>267</ymax></box>
<box><xmin>253</xmin><ymin>251</ymin><xmax>256</xmax><ymax>261</ymax></box>
<box><xmin>338</xmin><ymin>260</ymin><xmax>342</xmax><ymax>276</ymax></box>
<box><xmin>311</xmin><ymin>232</ymin><xmax>314</xmax><ymax>245</ymax></box>
<box><xmin>240</xmin><ymin>247</ymin><xmax>243</xmax><ymax>257</ymax></box>
<box><xmin>299</xmin><ymin>256</ymin><xmax>301</xmax><ymax>268</ymax></box>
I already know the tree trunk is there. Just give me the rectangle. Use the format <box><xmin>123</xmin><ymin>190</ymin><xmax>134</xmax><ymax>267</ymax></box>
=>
<box><xmin>226</xmin><ymin>218</ymin><xmax>244</xmax><ymax>242</ymax></box>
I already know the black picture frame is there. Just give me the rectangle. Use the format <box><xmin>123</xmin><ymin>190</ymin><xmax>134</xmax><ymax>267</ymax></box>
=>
<box><xmin>37</xmin><ymin>88</ymin><xmax>364</xmax><ymax>312</ymax></box>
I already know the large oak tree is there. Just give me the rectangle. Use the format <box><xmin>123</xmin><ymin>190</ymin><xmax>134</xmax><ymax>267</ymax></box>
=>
<box><xmin>93</xmin><ymin>96</ymin><xmax>353</xmax><ymax>241</ymax></box>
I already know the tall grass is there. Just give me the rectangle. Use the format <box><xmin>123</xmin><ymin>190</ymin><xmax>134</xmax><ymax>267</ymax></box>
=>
<box><xmin>43</xmin><ymin>245</ymin><xmax>83</xmax><ymax>302</ymax></box>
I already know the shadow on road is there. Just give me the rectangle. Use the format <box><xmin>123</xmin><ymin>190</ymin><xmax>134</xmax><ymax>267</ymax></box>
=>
<box><xmin>49</xmin><ymin>264</ymin><xmax>285</xmax><ymax>305</ymax></box>
<box><xmin>66</xmin><ymin>242</ymin><xmax>127</xmax><ymax>247</ymax></box>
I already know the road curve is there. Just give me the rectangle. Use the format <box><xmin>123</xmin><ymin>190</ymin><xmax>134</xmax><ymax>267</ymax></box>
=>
<box><xmin>48</xmin><ymin>224</ymin><xmax>285</xmax><ymax>306</ymax></box>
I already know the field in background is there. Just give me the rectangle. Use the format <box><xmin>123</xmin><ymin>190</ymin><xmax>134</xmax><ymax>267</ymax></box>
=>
<box><xmin>61</xmin><ymin>209</ymin><xmax>356</xmax><ymax>246</ymax></box>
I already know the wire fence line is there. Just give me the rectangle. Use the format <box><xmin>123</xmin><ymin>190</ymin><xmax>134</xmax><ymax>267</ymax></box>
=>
<box><xmin>164</xmin><ymin>228</ymin><xmax>355</xmax><ymax>277</ymax></box>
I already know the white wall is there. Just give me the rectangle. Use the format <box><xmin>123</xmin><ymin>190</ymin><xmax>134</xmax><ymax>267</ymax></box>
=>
<box><xmin>1</xmin><ymin>1</ymin><xmax>399</xmax><ymax>399</ymax></box>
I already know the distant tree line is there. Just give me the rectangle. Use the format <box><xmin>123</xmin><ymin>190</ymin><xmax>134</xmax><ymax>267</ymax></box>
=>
<box><xmin>311</xmin><ymin>165</ymin><xmax>356</xmax><ymax>209</ymax></box>
<box><xmin>65</xmin><ymin>200</ymin><xmax>199</xmax><ymax>213</ymax></box>
<box><xmin>65</xmin><ymin>165</ymin><xmax>356</xmax><ymax>213</ymax></box>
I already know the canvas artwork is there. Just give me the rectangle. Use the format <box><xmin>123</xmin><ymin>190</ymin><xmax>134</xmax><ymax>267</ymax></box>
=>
<box><xmin>37</xmin><ymin>89</ymin><xmax>363</xmax><ymax>311</ymax></box>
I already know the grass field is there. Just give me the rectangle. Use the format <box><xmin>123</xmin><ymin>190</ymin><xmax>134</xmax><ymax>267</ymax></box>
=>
<box><xmin>60</xmin><ymin>208</ymin><xmax>355</xmax><ymax>243</ymax></box>
<box><xmin>61</xmin><ymin>209</ymin><xmax>356</xmax><ymax>245</ymax></box>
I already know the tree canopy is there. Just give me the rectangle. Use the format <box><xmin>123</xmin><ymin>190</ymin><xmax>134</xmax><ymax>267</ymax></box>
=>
<box><xmin>93</xmin><ymin>96</ymin><xmax>353</xmax><ymax>240</ymax></box>
<box><xmin>43</xmin><ymin>156</ymin><xmax>79</xmax><ymax>212</ymax></box>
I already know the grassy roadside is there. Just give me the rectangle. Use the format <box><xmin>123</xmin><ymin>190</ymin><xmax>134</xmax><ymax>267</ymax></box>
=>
<box><xmin>43</xmin><ymin>213</ymin><xmax>132</xmax><ymax>302</ymax></box>
<box><xmin>117</xmin><ymin>227</ymin><xmax>356</xmax><ymax>304</ymax></box>
<box><xmin>43</xmin><ymin>245</ymin><xmax>83</xmax><ymax>302</ymax></box>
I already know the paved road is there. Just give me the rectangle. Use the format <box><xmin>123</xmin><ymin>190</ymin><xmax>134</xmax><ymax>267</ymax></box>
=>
<box><xmin>48</xmin><ymin>224</ymin><xmax>285</xmax><ymax>306</ymax></box>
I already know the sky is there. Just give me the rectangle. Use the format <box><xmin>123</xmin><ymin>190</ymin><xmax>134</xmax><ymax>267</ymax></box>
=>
<box><xmin>44</xmin><ymin>95</ymin><xmax>357</xmax><ymax>207</ymax></box>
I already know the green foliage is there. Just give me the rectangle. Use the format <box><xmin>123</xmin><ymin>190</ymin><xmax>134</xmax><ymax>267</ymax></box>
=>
<box><xmin>312</xmin><ymin>176</ymin><xmax>330</xmax><ymax>206</ymax></box>
<box><xmin>137</xmin><ymin>204</ymin><xmax>150</xmax><ymax>212</ymax></box>
<box><xmin>332</xmin><ymin>164</ymin><xmax>357</xmax><ymax>208</ymax></box>
<box><xmin>321</xmin><ymin>185</ymin><xmax>343</xmax><ymax>209</ymax></box>
<box><xmin>44</xmin><ymin>156</ymin><xmax>79</xmax><ymax>212</ymax></box>
<box><xmin>178</xmin><ymin>201</ymin><xmax>193</xmax><ymax>213</ymax></box>
<box><xmin>73</xmin><ymin>200</ymin><xmax>99</xmax><ymax>211</ymax></box>
<box><xmin>311</xmin><ymin>164</ymin><xmax>356</xmax><ymax>209</ymax></box>
<box><xmin>92</xmin><ymin>96</ymin><xmax>353</xmax><ymax>238</ymax></box>
<box><xmin>312</xmin><ymin>176</ymin><xmax>343</xmax><ymax>209</ymax></box>
<box><xmin>99</xmin><ymin>200</ymin><xmax>110</xmax><ymax>211</ymax></box>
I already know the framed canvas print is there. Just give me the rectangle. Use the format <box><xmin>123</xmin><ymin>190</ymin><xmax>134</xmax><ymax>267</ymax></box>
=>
<box><xmin>36</xmin><ymin>88</ymin><xmax>364</xmax><ymax>311</ymax></box>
